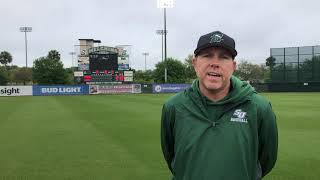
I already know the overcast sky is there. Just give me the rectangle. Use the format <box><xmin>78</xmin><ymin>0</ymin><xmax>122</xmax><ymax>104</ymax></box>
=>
<box><xmin>1</xmin><ymin>0</ymin><xmax>319</xmax><ymax>70</ymax></box>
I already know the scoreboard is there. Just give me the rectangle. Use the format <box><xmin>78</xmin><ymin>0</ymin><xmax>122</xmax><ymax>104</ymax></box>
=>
<box><xmin>83</xmin><ymin>70</ymin><xmax>131</xmax><ymax>83</ymax></box>
<box><xmin>89</xmin><ymin>53</ymin><xmax>118</xmax><ymax>70</ymax></box>
<box><xmin>77</xmin><ymin>45</ymin><xmax>132</xmax><ymax>84</ymax></box>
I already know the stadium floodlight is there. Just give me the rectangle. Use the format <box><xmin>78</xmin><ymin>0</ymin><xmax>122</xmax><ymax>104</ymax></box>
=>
<box><xmin>157</xmin><ymin>0</ymin><xmax>174</xmax><ymax>8</ymax></box>
<box><xmin>156</xmin><ymin>30</ymin><xmax>168</xmax><ymax>63</ymax></box>
<box><xmin>157</xmin><ymin>0</ymin><xmax>174</xmax><ymax>83</ymax></box>
<box><xmin>20</xmin><ymin>27</ymin><xmax>32</xmax><ymax>68</ymax></box>
<box><xmin>142</xmin><ymin>52</ymin><xmax>149</xmax><ymax>71</ymax></box>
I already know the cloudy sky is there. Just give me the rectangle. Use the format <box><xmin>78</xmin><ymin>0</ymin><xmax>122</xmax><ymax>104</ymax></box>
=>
<box><xmin>1</xmin><ymin>0</ymin><xmax>319</xmax><ymax>70</ymax></box>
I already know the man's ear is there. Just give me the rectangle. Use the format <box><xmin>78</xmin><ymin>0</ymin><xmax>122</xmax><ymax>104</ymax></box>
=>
<box><xmin>192</xmin><ymin>55</ymin><xmax>197</xmax><ymax>67</ymax></box>
<box><xmin>233</xmin><ymin>59</ymin><xmax>237</xmax><ymax>71</ymax></box>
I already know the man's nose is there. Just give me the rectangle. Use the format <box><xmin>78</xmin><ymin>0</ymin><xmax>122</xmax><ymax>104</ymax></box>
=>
<box><xmin>209</xmin><ymin>63</ymin><xmax>219</xmax><ymax>68</ymax></box>
<box><xmin>209</xmin><ymin>57</ymin><xmax>220</xmax><ymax>68</ymax></box>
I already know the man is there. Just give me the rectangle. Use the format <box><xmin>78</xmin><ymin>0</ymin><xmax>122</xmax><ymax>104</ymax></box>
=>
<box><xmin>161</xmin><ymin>31</ymin><xmax>278</xmax><ymax>180</ymax></box>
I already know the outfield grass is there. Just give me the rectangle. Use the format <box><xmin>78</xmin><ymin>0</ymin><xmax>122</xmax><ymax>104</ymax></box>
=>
<box><xmin>0</xmin><ymin>93</ymin><xmax>319</xmax><ymax>180</ymax></box>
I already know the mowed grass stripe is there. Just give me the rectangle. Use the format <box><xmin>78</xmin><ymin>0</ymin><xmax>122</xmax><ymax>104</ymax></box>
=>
<box><xmin>0</xmin><ymin>97</ymin><xmax>31</xmax><ymax>126</ymax></box>
<box><xmin>50</xmin><ymin>95</ymin><xmax>161</xmax><ymax>179</ymax></box>
<box><xmin>1</xmin><ymin>93</ymin><xmax>319</xmax><ymax>180</ymax></box>
<box><xmin>0</xmin><ymin>96</ymin><xmax>166</xmax><ymax>179</ymax></box>
<box><xmin>266</xmin><ymin>130</ymin><xmax>320</xmax><ymax>180</ymax></box>
<box><xmin>262</xmin><ymin>93</ymin><xmax>320</xmax><ymax>180</ymax></box>
<box><xmin>0</xmin><ymin>96</ymin><xmax>105</xmax><ymax>178</ymax></box>
<box><xmin>53</xmin><ymin>95</ymin><xmax>169</xmax><ymax>178</ymax></box>
<box><xmin>0</xmin><ymin>96</ymin><xmax>40</xmax><ymax>176</ymax></box>
<box><xmin>53</xmin><ymin>95</ymin><xmax>170</xmax><ymax>176</ymax></box>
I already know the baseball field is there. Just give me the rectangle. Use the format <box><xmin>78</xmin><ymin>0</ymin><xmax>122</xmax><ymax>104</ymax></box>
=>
<box><xmin>0</xmin><ymin>93</ymin><xmax>319</xmax><ymax>180</ymax></box>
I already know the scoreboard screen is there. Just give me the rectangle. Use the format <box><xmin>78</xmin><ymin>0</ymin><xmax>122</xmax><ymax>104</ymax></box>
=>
<box><xmin>83</xmin><ymin>70</ymin><xmax>125</xmax><ymax>83</ymax></box>
<box><xmin>89</xmin><ymin>53</ymin><xmax>118</xmax><ymax>70</ymax></box>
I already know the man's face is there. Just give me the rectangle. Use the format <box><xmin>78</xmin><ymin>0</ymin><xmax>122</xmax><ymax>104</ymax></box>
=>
<box><xmin>192</xmin><ymin>47</ymin><xmax>236</xmax><ymax>93</ymax></box>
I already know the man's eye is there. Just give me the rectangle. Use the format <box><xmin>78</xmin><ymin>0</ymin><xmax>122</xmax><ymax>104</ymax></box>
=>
<box><xmin>221</xmin><ymin>55</ymin><xmax>230</xmax><ymax>59</ymax></box>
<box><xmin>203</xmin><ymin>54</ymin><xmax>212</xmax><ymax>58</ymax></box>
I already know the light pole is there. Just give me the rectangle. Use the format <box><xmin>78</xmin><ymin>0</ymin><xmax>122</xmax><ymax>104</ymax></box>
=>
<box><xmin>20</xmin><ymin>27</ymin><xmax>32</xmax><ymax>68</ymax></box>
<box><xmin>142</xmin><ymin>52</ymin><xmax>149</xmax><ymax>71</ymax></box>
<box><xmin>157</xmin><ymin>0</ymin><xmax>174</xmax><ymax>83</ymax></box>
<box><xmin>156</xmin><ymin>29</ymin><xmax>168</xmax><ymax>63</ymax></box>
<box><xmin>69</xmin><ymin>52</ymin><xmax>76</xmax><ymax>68</ymax></box>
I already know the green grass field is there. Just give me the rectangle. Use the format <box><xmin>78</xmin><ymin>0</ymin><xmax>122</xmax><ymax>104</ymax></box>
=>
<box><xmin>0</xmin><ymin>93</ymin><xmax>319</xmax><ymax>180</ymax></box>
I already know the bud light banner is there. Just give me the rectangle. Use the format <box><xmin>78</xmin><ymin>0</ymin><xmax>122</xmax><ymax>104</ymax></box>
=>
<box><xmin>152</xmin><ymin>84</ymin><xmax>191</xmax><ymax>93</ymax></box>
<box><xmin>33</xmin><ymin>85</ymin><xmax>89</xmax><ymax>96</ymax></box>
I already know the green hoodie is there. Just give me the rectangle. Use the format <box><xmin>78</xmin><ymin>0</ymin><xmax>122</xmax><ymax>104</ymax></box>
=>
<box><xmin>161</xmin><ymin>76</ymin><xmax>278</xmax><ymax>180</ymax></box>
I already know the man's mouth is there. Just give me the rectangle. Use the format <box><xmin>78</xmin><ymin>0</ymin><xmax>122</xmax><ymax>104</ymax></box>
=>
<box><xmin>207</xmin><ymin>72</ymin><xmax>222</xmax><ymax>77</ymax></box>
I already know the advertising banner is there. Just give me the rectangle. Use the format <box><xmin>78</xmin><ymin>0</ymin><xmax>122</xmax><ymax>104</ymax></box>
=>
<box><xmin>124</xmin><ymin>77</ymin><xmax>133</xmax><ymax>82</ymax></box>
<box><xmin>118</xmin><ymin>64</ymin><xmax>129</xmax><ymax>70</ymax></box>
<box><xmin>124</xmin><ymin>71</ymin><xmax>133</xmax><ymax>76</ymax></box>
<box><xmin>116</xmin><ymin>45</ymin><xmax>131</xmax><ymax>70</ymax></box>
<box><xmin>152</xmin><ymin>84</ymin><xmax>191</xmax><ymax>93</ymax></box>
<box><xmin>118</xmin><ymin>57</ymin><xmax>129</xmax><ymax>65</ymax></box>
<box><xmin>88</xmin><ymin>46</ymin><xmax>118</xmax><ymax>54</ymax></box>
<box><xmin>124</xmin><ymin>70</ymin><xmax>133</xmax><ymax>82</ymax></box>
<box><xmin>89</xmin><ymin>84</ymin><xmax>141</xmax><ymax>94</ymax></box>
<box><xmin>33</xmin><ymin>85</ymin><xmax>89</xmax><ymax>96</ymax></box>
<box><xmin>74</xmin><ymin>71</ymin><xmax>84</xmax><ymax>77</ymax></box>
<box><xmin>78</xmin><ymin>63</ymin><xmax>89</xmax><ymax>70</ymax></box>
<box><xmin>78</xmin><ymin>56</ymin><xmax>89</xmax><ymax>64</ymax></box>
<box><xmin>0</xmin><ymin>86</ymin><xmax>33</xmax><ymax>96</ymax></box>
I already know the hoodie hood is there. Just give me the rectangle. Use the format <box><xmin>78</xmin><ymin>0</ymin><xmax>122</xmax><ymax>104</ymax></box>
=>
<box><xmin>189</xmin><ymin>75</ymin><xmax>256</xmax><ymax>107</ymax></box>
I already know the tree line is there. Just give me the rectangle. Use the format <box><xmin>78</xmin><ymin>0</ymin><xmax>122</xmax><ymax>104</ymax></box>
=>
<box><xmin>0</xmin><ymin>50</ymin><xmax>271</xmax><ymax>85</ymax></box>
<box><xmin>135</xmin><ymin>55</ymin><xmax>270</xmax><ymax>83</ymax></box>
<box><xmin>0</xmin><ymin>50</ymin><xmax>74</xmax><ymax>85</ymax></box>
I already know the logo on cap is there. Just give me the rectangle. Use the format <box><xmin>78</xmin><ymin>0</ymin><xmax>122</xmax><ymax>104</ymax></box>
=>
<box><xmin>210</xmin><ymin>33</ymin><xmax>224</xmax><ymax>43</ymax></box>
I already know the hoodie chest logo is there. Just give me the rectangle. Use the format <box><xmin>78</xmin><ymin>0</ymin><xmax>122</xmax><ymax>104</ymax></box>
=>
<box><xmin>231</xmin><ymin>109</ymin><xmax>248</xmax><ymax>123</ymax></box>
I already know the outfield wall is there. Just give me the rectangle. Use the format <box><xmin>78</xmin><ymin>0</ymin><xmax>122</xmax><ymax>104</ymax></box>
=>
<box><xmin>0</xmin><ymin>84</ymin><xmax>144</xmax><ymax>97</ymax></box>
<box><xmin>0</xmin><ymin>84</ymin><xmax>191</xmax><ymax>97</ymax></box>
<box><xmin>267</xmin><ymin>82</ymin><xmax>320</xmax><ymax>92</ymax></box>
<box><xmin>2</xmin><ymin>82</ymin><xmax>319</xmax><ymax>97</ymax></box>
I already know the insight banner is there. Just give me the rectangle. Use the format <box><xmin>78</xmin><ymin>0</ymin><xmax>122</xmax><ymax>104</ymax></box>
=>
<box><xmin>0</xmin><ymin>86</ymin><xmax>33</xmax><ymax>96</ymax></box>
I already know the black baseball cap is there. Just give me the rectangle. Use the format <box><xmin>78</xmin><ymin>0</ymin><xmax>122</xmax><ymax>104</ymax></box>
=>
<box><xmin>194</xmin><ymin>31</ymin><xmax>237</xmax><ymax>58</ymax></box>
